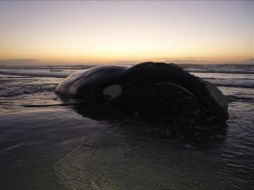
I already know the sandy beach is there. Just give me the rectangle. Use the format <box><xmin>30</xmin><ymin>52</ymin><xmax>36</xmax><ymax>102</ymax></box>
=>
<box><xmin>0</xmin><ymin>65</ymin><xmax>254</xmax><ymax>190</ymax></box>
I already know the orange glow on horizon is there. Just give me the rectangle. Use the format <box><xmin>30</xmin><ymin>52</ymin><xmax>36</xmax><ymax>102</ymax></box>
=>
<box><xmin>0</xmin><ymin>1</ymin><xmax>253</xmax><ymax>65</ymax></box>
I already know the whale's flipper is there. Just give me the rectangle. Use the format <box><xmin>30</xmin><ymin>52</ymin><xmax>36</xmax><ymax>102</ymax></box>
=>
<box><xmin>110</xmin><ymin>83</ymin><xmax>202</xmax><ymax>122</ymax></box>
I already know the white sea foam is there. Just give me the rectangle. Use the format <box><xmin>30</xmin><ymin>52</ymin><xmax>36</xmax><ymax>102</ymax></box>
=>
<box><xmin>0</xmin><ymin>64</ymin><xmax>253</xmax><ymax>88</ymax></box>
<box><xmin>0</xmin><ymin>68</ymin><xmax>74</xmax><ymax>78</ymax></box>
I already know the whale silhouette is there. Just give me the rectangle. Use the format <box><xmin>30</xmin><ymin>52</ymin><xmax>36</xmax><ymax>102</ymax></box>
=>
<box><xmin>56</xmin><ymin>62</ymin><xmax>228</xmax><ymax>129</ymax></box>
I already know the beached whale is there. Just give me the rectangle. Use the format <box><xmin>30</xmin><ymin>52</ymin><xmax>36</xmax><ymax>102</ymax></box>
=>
<box><xmin>56</xmin><ymin>62</ymin><xmax>228</xmax><ymax>126</ymax></box>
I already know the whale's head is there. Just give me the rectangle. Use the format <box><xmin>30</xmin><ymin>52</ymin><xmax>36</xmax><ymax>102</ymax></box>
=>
<box><xmin>56</xmin><ymin>65</ymin><xmax>127</xmax><ymax>101</ymax></box>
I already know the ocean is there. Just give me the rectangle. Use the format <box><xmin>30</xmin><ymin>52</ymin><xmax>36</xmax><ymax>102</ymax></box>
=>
<box><xmin>0</xmin><ymin>64</ymin><xmax>253</xmax><ymax>190</ymax></box>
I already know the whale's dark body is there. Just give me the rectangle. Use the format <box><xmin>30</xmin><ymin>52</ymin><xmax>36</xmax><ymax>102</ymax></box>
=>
<box><xmin>56</xmin><ymin>62</ymin><xmax>228</xmax><ymax>130</ymax></box>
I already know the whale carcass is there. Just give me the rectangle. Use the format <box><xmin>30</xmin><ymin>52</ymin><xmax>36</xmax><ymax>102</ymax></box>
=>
<box><xmin>56</xmin><ymin>62</ymin><xmax>228</xmax><ymax>127</ymax></box>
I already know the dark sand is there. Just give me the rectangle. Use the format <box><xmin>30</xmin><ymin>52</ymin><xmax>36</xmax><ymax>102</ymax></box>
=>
<box><xmin>0</xmin><ymin>66</ymin><xmax>254</xmax><ymax>190</ymax></box>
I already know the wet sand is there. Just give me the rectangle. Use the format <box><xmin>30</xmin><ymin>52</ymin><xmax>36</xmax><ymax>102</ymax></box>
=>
<box><xmin>0</xmin><ymin>68</ymin><xmax>254</xmax><ymax>190</ymax></box>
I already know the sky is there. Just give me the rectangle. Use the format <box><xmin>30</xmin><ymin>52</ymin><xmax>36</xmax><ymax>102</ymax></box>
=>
<box><xmin>0</xmin><ymin>1</ymin><xmax>253</xmax><ymax>65</ymax></box>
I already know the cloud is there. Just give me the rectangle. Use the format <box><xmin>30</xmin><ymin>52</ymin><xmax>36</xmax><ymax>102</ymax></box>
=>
<box><xmin>245</xmin><ymin>58</ymin><xmax>254</xmax><ymax>64</ymax></box>
<box><xmin>155</xmin><ymin>57</ymin><xmax>211</xmax><ymax>64</ymax></box>
<box><xmin>0</xmin><ymin>58</ymin><xmax>40</xmax><ymax>66</ymax></box>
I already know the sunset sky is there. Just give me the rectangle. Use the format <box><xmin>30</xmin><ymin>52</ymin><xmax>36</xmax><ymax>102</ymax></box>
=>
<box><xmin>0</xmin><ymin>1</ymin><xmax>253</xmax><ymax>65</ymax></box>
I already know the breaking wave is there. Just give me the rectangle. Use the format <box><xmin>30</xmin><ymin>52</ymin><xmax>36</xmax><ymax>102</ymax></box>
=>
<box><xmin>0</xmin><ymin>64</ymin><xmax>253</xmax><ymax>89</ymax></box>
<box><xmin>0</xmin><ymin>69</ymin><xmax>72</xmax><ymax>78</ymax></box>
